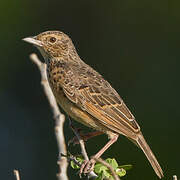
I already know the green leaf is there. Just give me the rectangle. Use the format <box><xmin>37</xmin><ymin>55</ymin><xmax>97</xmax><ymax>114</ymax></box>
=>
<box><xmin>105</xmin><ymin>158</ymin><xmax>118</xmax><ymax>169</ymax></box>
<box><xmin>70</xmin><ymin>156</ymin><xmax>84</xmax><ymax>169</ymax></box>
<box><xmin>95</xmin><ymin>163</ymin><xmax>112</xmax><ymax>179</ymax></box>
<box><xmin>70</xmin><ymin>160</ymin><xmax>80</xmax><ymax>169</ymax></box>
<box><xmin>77</xmin><ymin>156</ymin><xmax>84</xmax><ymax>163</ymax></box>
<box><xmin>95</xmin><ymin>172</ymin><xmax>104</xmax><ymax>180</ymax></box>
<box><xmin>118</xmin><ymin>164</ymin><xmax>133</xmax><ymax>170</ymax></box>
<box><xmin>94</xmin><ymin>158</ymin><xmax>131</xmax><ymax>179</ymax></box>
<box><xmin>103</xmin><ymin>169</ymin><xmax>111</xmax><ymax>178</ymax></box>
<box><xmin>109</xmin><ymin>175</ymin><xmax>115</xmax><ymax>180</ymax></box>
<box><xmin>94</xmin><ymin>163</ymin><xmax>108</xmax><ymax>174</ymax></box>
<box><xmin>116</xmin><ymin>168</ymin><xmax>126</xmax><ymax>177</ymax></box>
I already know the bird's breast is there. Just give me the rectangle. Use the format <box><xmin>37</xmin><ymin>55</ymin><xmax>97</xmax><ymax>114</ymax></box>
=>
<box><xmin>46</xmin><ymin>61</ymin><xmax>67</xmax><ymax>91</ymax></box>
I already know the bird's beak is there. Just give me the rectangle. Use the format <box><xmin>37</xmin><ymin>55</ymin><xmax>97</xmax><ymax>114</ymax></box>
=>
<box><xmin>22</xmin><ymin>36</ymin><xmax>43</xmax><ymax>47</ymax></box>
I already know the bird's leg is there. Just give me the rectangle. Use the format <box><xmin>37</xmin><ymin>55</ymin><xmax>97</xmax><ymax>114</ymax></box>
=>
<box><xmin>68</xmin><ymin>115</ymin><xmax>104</xmax><ymax>145</ymax></box>
<box><xmin>68</xmin><ymin>131</ymin><xmax>104</xmax><ymax>145</ymax></box>
<box><xmin>80</xmin><ymin>134</ymin><xmax>119</xmax><ymax>175</ymax></box>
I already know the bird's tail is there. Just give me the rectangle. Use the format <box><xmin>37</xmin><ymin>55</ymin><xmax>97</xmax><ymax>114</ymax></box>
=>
<box><xmin>136</xmin><ymin>132</ymin><xmax>164</xmax><ymax>179</ymax></box>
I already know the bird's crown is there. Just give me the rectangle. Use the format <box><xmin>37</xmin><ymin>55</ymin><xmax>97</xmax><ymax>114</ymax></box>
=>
<box><xmin>23</xmin><ymin>30</ymin><xmax>76</xmax><ymax>59</ymax></box>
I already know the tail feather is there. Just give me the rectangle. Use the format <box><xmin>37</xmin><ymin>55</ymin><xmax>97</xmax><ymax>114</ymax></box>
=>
<box><xmin>136</xmin><ymin>133</ymin><xmax>164</xmax><ymax>179</ymax></box>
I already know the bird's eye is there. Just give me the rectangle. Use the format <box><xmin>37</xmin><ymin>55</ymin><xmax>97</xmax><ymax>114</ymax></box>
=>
<box><xmin>49</xmin><ymin>37</ymin><xmax>56</xmax><ymax>43</ymax></box>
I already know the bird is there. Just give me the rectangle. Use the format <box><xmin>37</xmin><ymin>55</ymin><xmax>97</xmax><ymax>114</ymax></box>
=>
<box><xmin>23</xmin><ymin>30</ymin><xmax>163</xmax><ymax>178</ymax></box>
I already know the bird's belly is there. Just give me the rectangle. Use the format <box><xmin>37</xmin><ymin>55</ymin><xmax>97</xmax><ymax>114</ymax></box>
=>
<box><xmin>52</xmin><ymin>87</ymin><xmax>109</xmax><ymax>134</ymax></box>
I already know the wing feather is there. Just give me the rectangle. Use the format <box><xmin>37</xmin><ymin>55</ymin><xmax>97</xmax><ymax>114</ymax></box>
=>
<box><xmin>62</xmin><ymin>63</ymin><xmax>140</xmax><ymax>134</ymax></box>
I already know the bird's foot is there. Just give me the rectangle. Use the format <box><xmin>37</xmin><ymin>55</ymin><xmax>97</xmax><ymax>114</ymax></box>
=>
<box><xmin>79</xmin><ymin>158</ymin><xmax>96</xmax><ymax>177</ymax></box>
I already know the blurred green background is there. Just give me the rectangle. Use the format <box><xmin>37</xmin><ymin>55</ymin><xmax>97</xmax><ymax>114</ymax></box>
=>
<box><xmin>1</xmin><ymin>0</ymin><xmax>179</xmax><ymax>180</ymax></box>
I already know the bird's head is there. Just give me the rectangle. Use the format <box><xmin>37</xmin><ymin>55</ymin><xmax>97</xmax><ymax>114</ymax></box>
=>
<box><xmin>23</xmin><ymin>31</ymin><xmax>76</xmax><ymax>61</ymax></box>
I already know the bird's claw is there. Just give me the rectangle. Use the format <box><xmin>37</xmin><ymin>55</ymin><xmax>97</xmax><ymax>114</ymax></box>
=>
<box><xmin>79</xmin><ymin>158</ymin><xmax>96</xmax><ymax>177</ymax></box>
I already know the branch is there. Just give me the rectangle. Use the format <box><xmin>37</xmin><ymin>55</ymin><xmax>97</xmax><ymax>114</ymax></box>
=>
<box><xmin>29</xmin><ymin>53</ymin><xmax>68</xmax><ymax>180</ymax></box>
<box><xmin>70</xmin><ymin>124</ymin><xmax>97</xmax><ymax>179</ymax></box>
<box><xmin>55</xmin><ymin>114</ymin><xmax>68</xmax><ymax>180</ymax></box>
<box><xmin>70</xmin><ymin>125</ymin><xmax>89</xmax><ymax>162</ymax></box>
<box><xmin>13</xmin><ymin>170</ymin><xmax>20</xmax><ymax>180</ymax></box>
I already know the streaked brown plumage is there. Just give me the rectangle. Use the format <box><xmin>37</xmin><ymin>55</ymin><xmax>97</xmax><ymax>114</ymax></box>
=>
<box><xmin>23</xmin><ymin>31</ymin><xmax>163</xmax><ymax>178</ymax></box>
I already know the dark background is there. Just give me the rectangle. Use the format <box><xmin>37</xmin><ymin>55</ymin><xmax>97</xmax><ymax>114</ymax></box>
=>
<box><xmin>1</xmin><ymin>0</ymin><xmax>179</xmax><ymax>180</ymax></box>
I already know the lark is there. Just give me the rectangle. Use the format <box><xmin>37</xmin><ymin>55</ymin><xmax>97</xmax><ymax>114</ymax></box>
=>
<box><xmin>23</xmin><ymin>31</ymin><xmax>163</xmax><ymax>178</ymax></box>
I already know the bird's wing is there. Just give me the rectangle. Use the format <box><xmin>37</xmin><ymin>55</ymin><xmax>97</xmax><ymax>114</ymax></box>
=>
<box><xmin>62</xmin><ymin>64</ymin><xmax>140</xmax><ymax>135</ymax></box>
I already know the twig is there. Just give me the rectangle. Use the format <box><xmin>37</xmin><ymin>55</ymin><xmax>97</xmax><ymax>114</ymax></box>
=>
<box><xmin>70</xmin><ymin>124</ymin><xmax>89</xmax><ymax>162</ymax></box>
<box><xmin>68</xmin><ymin>153</ymin><xmax>83</xmax><ymax>167</ymax></box>
<box><xmin>29</xmin><ymin>53</ymin><xmax>68</xmax><ymax>180</ymax></box>
<box><xmin>13</xmin><ymin>170</ymin><xmax>20</xmax><ymax>180</ymax></box>
<box><xmin>70</xmin><ymin>123</ymin><xmax>97</xmax><ymax>179</ymax></box>
<box><xmin>55</xmin><ymin>114</ymin><xmax>68</xmax><ymax>180</ymax></box>
<box><xmin>94</xmin><ymin>158</ymin><xmax>120</xmax><ymax>180</ymax></box>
